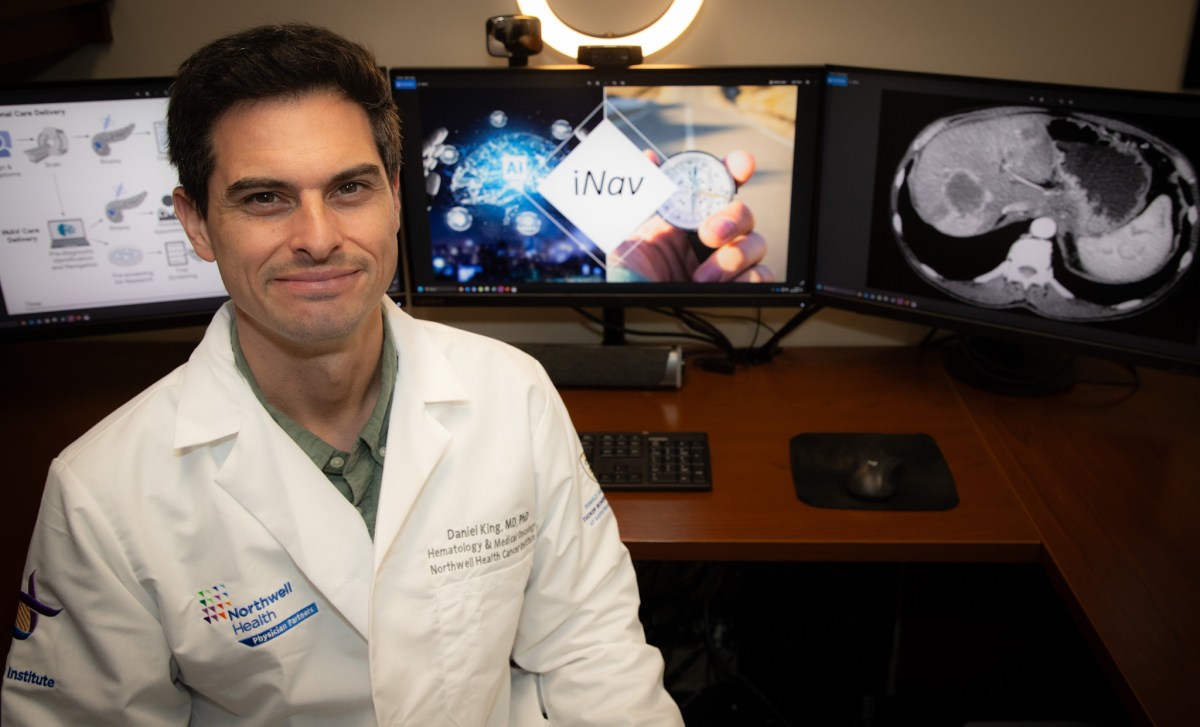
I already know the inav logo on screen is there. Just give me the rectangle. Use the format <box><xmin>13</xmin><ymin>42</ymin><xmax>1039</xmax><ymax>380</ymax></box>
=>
<box><xmin>538</xmin><ymin>118</ymin><xmax>676</xmax><ymax>256</ymax></box>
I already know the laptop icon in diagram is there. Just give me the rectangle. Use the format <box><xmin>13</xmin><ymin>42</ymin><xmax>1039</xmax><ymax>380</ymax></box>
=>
<box><xmin>48</xmin><ymin>218</ymin><xmax>89</xmax><ymax>248</ymax></box>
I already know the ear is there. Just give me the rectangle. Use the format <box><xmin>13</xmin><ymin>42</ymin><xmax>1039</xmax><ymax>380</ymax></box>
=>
<box><xmin>172</xmin><ymin>187</ymin><xmax>216</xmax><ymax>262</ymax></box>
<box><xmin>389</xmin><ymin>172</ymin><xmax>402</xmax><ymax>228</ymax></box>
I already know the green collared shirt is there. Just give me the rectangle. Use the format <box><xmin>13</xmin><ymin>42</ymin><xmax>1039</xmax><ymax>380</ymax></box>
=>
<box><xmin>231</xmin><ymin>313</ymin><xmax>396</xmax><ymax>539</ymax></box>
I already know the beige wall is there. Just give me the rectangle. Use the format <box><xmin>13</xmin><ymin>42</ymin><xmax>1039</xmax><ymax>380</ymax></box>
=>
<box><xmin>42</xmin><ymin>0</ymin><xmax>1200</xmax><ymax>346</ymax></box>
<box><xmin>44</xmin><ymin>0</ymin><xmax>1198</xmax><ymax>91</ymax></box>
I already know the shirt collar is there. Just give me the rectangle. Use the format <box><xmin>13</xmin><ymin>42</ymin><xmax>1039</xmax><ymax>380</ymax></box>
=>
<box><xmin>230</xmin><ymin>310</ymin><xmax>396</xmax><ymax>464</ymax></box>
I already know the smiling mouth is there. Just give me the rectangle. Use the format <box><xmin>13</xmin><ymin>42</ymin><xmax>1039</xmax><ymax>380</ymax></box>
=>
<box><xmin>274</xmin><ymin>268</ymin><xmax>362</xmax><ymax>294</ymax></box>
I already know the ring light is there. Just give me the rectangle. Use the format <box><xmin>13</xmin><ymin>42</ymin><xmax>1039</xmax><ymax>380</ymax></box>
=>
<box><xmin>515</xmin><ymin>0</ymin><xmax>704</xmax><ymax>58</ymax></box>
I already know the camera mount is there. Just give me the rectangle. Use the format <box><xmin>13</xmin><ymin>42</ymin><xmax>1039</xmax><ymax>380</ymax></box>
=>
<box><xmin>577</xmin><ymin>45</ymin><xmax>644</xmax><ymax>67</ymax></box>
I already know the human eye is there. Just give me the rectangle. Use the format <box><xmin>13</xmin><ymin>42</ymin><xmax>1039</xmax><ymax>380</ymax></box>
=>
<box><xmin>327</xmin><ymin>163</ymin><xmax>388</xmax><ymax>205</ymax></box>
<box><xmin>233</xmin><ymin>190</ymin><xmax>293</xmax><ymax>217</ymax></box>
<box><xmin>334</xmin><ymin>180</ymin><xmax>371</xmax><ymax>198</ymax></box>
<box><xmin>329</xmin><ymin>179</ymin><xmax>383</xmax><ymax>209</ymax></box>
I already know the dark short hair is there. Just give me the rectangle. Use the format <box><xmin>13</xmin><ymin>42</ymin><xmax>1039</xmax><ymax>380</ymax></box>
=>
<box><xmin>167</xmin><ymin>23</ymin><xmax>401</xmax><ymax>216</ymax></box>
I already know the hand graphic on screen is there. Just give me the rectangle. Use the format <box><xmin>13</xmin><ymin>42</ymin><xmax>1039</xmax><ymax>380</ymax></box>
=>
<box><xmin>607</xmin><ymin>150</ymin><xmax>771</xmax><ymax>283</ymax></box>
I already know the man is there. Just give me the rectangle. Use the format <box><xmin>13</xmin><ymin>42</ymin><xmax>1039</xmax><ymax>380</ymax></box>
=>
<box><xmin>2</xmin><ymin>23</ymin><xmax>682</xmax><ymax>726</ymax></box>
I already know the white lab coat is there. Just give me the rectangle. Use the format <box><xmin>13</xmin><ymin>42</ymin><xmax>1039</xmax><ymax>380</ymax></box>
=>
<box><xmin>2</xmin><ymin>299</ymin><xmax>682</xmax><ymax>726</ymax></box>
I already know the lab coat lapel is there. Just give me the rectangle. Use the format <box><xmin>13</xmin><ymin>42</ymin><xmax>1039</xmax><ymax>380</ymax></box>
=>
<box><xmin>215</xmin><ymin>421</ymin><xmax>374</xmax><ymax>639</ymax></box>
<box><xmin>174</xmin><ymin>304</ymin><xmax>374</xmax><ymax>639</ymax></box>
<box><xmin>370</xmin><ymin>307</ymin><xmax>468</xmax><ymax>569</ymax></box>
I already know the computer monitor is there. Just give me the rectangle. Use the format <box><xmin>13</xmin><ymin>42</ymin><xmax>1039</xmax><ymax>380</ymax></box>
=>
<box><xmin>813</xmin><ymin>66</ymin><xmax>1200</xmax><ymax>390</ymax></box>
<box><xmin>0</xmin><ymin>77</ymin><xmax>226</xmax><ymax>340</ymax></box>
<box><xmin>0</xmin><ymin>76</ymin><xmax>405</xmax><ymax>342</ymax></box>
<box><xmin>390</xmin><ymin>65</ymin><xmax>823</xmax><ymax>319</ymax></box>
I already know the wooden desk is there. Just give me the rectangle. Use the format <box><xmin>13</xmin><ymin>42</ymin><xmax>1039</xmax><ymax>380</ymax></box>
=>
<box><xmin>3</xmin><ymin>341</ymin><xmax>1196</xmax><ymax>725</ymax></box>
<box><xmin>954</xmin><ymin>363</ymin><xmax>1200</xmax><ymax>727</ymax></box>
<box><xmin>560</xmin><ymin>347</ymin><xmax>1039</xmax><ymax>563</ymax></box>
<box><xmin>561</xmin><ymin>348</ymin><xmax>1199</xmax><ymax>727</ymax></box>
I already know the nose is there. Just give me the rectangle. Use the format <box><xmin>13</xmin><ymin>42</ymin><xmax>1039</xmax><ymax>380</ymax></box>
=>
<box><xmin>289</xmin><ymin>197</ymin><xmax>340</xmax><ymax>260</ymax></box>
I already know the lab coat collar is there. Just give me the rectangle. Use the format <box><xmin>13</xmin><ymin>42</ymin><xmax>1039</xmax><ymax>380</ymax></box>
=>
<box><xmin>172</xmin><ymin>300</ymin><xmax>470</xmax><ymax>638</ymax></box>
<box><xmin>173</xmin><ymin>300</ymin><xmax>469</xmax><ymax>446</ymax></box>
<box><xmin>173</xmin><ymin>303</ymin><xmax>247</xmax><ymax>450</ymax></box>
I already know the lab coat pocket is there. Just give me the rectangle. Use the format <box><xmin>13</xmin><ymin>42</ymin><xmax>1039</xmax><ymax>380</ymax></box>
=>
<box><xmin>432</xmin><ymin>554</ymin><xmax>532</xmax><ymax>725</ymax></box>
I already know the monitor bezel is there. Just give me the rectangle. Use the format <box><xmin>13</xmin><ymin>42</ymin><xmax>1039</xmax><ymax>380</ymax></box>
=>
<box><xmin>0</xmin><ymin>76</ymin><xmax>229</xmax><ymax>342</ymax></box>
<box><xmin>390</xmin><ymin>64</ymin><xmax>824</xmax><ymax>309</ymax></box>
<box><xmin>811</xmin><ymin>65</ymin><xmax>1200</xmax><ymax>377</ymax></box>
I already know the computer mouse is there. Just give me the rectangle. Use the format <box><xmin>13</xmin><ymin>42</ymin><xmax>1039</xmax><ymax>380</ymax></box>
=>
<box><xmin>846</xmin><ymin>454</ymin><xmax>903</xmax><ymax>500</ymax></box>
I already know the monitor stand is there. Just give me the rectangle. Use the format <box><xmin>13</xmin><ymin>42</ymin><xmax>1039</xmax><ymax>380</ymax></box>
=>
<box><xmin>944</xmin><ymin>335</ymin><xmax>1076</xmax><ymax>396</ymax></box>
<box><xmin>515</xmin><ymin>307</ymin><xmax>684</xmax><ymax>389</ymax></box>
<box><xmin>600</xmin><ymin>306</ymin><xmax>629</xmax><ymax>346</ymax></box>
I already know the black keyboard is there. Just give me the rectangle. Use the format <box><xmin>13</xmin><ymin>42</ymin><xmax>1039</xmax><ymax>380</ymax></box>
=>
<box><xmin>578</xmin><ymin>432</ymin><xmax>712</xmax><ymax>492</ymax></box>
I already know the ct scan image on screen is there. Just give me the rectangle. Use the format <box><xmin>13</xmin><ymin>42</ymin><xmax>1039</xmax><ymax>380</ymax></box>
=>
<box><xmin>410</xmin><ymin>78</ymin><xmax>802</xmax><ymax>291</ymax></box>
<box><xmin>869</xmin><ymin>90</ymin><xmax>1200</xmax><ymax>343</ymax></box>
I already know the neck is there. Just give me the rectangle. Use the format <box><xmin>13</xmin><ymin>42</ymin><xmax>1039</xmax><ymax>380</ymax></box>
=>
<box><xmin>236</xmin><ymin>309</ymin><xmax>385</xmax><ymax>451</ymax></box>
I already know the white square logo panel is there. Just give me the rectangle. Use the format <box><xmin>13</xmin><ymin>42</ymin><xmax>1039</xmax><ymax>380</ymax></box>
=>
<box><xmin>538</xmin><ymin>118</ymin><xmax>676</xmax><ymax>255</ymax></box>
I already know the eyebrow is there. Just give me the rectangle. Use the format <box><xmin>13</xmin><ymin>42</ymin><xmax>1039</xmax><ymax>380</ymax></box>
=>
<box><xmin>222</xmin><ymin>163</ymin><xmax>388</xmax><ymax>200</ymax></box>
<box><xmin>330</xmin><ymin>163</ymin><xmax>388</xmax><ymax>187</ymax></box>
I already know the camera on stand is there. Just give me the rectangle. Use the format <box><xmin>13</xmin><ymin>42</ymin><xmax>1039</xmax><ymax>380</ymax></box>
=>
<box><xmin>486</xmin><ymin>15</ymin><xmax>544</xmax><ymax>67</ymax></box>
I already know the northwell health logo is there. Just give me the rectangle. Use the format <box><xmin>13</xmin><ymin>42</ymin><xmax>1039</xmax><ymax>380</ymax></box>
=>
<box><xmin>197</xmin><ymin>581</ymin><xmax>318</xmax><ymax>648</ymax></box>
<box><xmin>197</xmin><ymin>584</ymin><xmax>233</xmax><ymax>624</ymax></box>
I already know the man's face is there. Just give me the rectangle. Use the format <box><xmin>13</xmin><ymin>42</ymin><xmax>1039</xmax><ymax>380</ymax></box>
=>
<box><xmin>174</xmin><ymin>91</ymin><xmax>400</xmax><ymax>347</ymax></box>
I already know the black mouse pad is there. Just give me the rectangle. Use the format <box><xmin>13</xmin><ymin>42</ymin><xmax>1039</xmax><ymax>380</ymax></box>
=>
<box><xmin>789</xmin><ymin>433</ymin><xmax>958</xmax><ymax>511</ymax></box>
